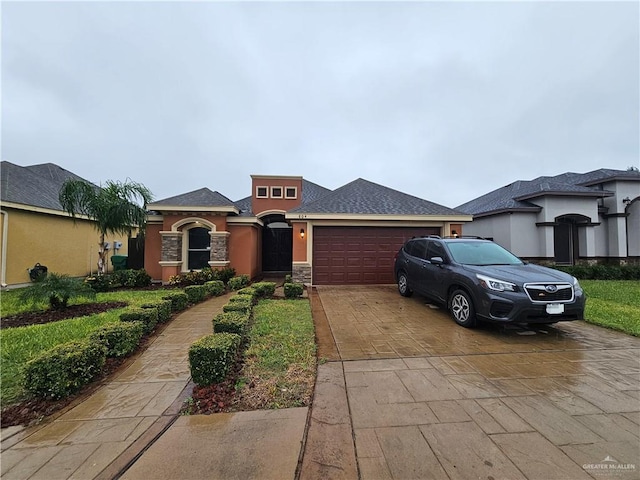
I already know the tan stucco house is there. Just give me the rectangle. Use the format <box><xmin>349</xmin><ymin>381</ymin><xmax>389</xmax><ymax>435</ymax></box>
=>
<box><xmin>0</xmin><ymin>161</ymin><xmax>135</xmax><ymax>288</ymax></box>
<box><xmin>145</xmin><ymin>175</ymin><xmax>472</xmax><ymax>285</ymax></box>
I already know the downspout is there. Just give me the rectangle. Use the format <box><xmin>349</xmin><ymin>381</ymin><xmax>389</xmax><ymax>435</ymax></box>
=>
<box><xmin>1</xmin><ymin>210</ymin><xmax>8</xmax><ymax>287</ymax></box>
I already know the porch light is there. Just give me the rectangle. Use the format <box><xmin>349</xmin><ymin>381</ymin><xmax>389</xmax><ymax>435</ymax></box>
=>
<box><xmin>623</xmin><ymin>197</ymin><xmax>631</xmax><ymax>206</ymax></box>
<box><xmin>300</xmin><ymin>228</ymin><xmax>305</xmax><ymax>239</ymax></box>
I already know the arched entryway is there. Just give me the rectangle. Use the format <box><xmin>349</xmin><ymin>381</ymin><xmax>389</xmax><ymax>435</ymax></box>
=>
<box><xmin>261</xmin><ymin>214</ymin><xmax>292</xmax><ymax>273</ymax></box>
<box><xmin>554</xmin><ymin>214</ymin><xmax>589</xmax><ymax>265</ymax></box>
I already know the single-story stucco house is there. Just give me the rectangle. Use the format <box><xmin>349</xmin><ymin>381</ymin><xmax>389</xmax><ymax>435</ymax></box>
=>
<box><xmin>0</xmin><ymin>161</ymin><xmax>138</xmax><ymax>288</ymax></box>
<box><xmin>144</xmin><ymin>175</ymin><xmax>472</xmax><ymax>285</ymax></box>
<box><xmin>456</xmin><ymin>168</ymin><xmax>640</xmax><ymax>265</ymax></box>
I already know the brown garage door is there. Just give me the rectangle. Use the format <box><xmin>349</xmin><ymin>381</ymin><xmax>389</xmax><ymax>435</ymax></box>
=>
<box><xmin>313</xmin><ymin>226</ymin><xmax>441</xmax><ymax>285</ymax></box>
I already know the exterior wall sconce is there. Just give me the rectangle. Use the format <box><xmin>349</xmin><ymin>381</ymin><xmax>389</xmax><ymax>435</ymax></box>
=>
<box><xmin>622</xmin><ymin>197</ymin><xmax>631</xmax><ymax>206</ymax></box>
<box><xmin>451</xmin><ymin>229</ymin><xmax>458</xmax><ymax>238</ymax></box>
<box><xmin>300</xmin><ymin>228</ymin><xmax>305</xmax><ymax>239</ymax></box>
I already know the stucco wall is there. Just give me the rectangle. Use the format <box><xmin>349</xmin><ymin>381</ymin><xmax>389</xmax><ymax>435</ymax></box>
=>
<box><xmin>228</xmin><ymin>224</ymin><xmax>261</xmax><ymax>279</ymax></box>
<box><xmin>1</xmin><ymin>207</ymin><xmax>131</xmax><ymax>287</ymax></box>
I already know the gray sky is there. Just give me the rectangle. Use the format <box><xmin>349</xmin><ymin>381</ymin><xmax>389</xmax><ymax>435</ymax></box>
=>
<box><xmin>2</xmin><ymin>1</ymin><xmax>639</xmax><ymax>208</ymax></box>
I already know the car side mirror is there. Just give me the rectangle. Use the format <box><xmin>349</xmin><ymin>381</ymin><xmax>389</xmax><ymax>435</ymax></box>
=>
<box><xmin>430</xmin><ymin>256</ymin><xmax>444</xmax><ymax>266</ymax></box>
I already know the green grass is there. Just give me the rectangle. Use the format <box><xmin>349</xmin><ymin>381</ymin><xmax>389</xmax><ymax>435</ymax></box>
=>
<box><xmin>581</xmin><ymin>280</ymin><xmax>640</xmax><ymax>336</ymax></box>
<box><xmin>0</xmin><ymin>289</ymin><xmax>174</xmax><ymax>406</ymax></box>
<box><xmin>238</xmin><ymin>299</ymin><xmax>316</xmax><ymax>409</ymax></box>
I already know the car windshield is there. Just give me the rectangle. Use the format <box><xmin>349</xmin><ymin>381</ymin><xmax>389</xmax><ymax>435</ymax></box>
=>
<box><xmin>446</xmin><ymin>241</ymin><xmax>523</xmax><ymax>266</ymax></box>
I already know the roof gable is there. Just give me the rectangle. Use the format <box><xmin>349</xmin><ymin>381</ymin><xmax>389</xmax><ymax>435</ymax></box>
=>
<box><xmin>289</xmin><ymin>178</ymin><xmax>465</xmax><ymax>216</ymax></box>
<box><xmin>149</xmin><ymin>188</ymin><xmax>236</xmax><ymax>209</ymax></box>
<box><xmin>1</xmin><ymin>161</ymin><xmax>91</xmax><ymax>211</ymax></box>
<box><xmin>456</xmin><ymin>169</ymin><xmax>629</xmax><ymax>217</ymax></box>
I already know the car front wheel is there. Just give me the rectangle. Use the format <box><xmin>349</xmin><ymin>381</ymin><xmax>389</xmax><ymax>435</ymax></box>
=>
<box><xmin>449</xmin><ymin>289</ymin><xmax>476</xmax><ymax>328</ymax></box>
<box><xmin>397</xmin><ymin>271</ymin><xmax>413</xmax><ymax>297</ymax></box>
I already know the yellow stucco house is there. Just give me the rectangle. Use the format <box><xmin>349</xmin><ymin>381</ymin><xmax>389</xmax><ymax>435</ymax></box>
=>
<box><xmin>0</xmin><ymin>162</ymin><xmax>134</xmax><ymax>288</ymax></box>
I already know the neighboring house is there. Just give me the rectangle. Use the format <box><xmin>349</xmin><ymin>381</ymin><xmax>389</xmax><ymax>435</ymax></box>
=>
<box><xmin>456</xmin><ymin>168</ymin><xmax>640</xmax><ymax>265</ymax></box>
<box><xmin>145</xmin><ymin>175</ymin><xmax>471</xmax><ymax>285</ymax></box>
<box><xmin>0</xmin><ymin>162</ymin><xmax>134</xmax><ymax>288</ymax></box>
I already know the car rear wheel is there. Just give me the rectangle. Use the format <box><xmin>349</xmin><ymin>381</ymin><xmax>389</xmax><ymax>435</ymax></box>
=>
<box><xmin>449</xmin><ymin>289</ymin><xmax>476</xmax><ymax>328</ymax></box>
<box><xmin>397</xmin><ymin>271</ymin><xmax>413</xmax><ymax>297</ymax></box>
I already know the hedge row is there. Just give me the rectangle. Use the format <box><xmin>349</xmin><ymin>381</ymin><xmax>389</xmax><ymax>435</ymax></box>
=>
<box><xmin>188</xmin><ymin>281</ymin><xmax>277</xmax><ymax>387</ymax></box>
<box><xmin>553</xmin><ymin>264</ymin><xmax>640</xmax><ymax>280</ymax></box>
<box><xmin>22</xmin><ymin>283</ymin><xmax>230</xmax><ymax>401</ymax></box>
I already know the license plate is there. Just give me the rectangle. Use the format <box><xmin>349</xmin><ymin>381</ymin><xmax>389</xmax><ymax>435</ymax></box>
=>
<box><xmin>546</xmin><ymin>304</ymin><xmax>565</xmax><ymax>314</ymax></box>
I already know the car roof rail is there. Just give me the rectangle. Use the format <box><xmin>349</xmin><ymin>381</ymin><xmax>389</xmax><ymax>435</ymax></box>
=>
<box><xmin>443</xmin><ymin>235</ymin><xmax>487</xmax><ymax>240</ymax></box>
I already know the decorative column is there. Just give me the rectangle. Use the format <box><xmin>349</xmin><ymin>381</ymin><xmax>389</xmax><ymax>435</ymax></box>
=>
<box><xmin>159</xmin><ymin>231</ymin><xmax>182</xmax><ymax>283</ymax></box>
<box><xmin>209</xmin><ymin>231</ymin><xmax>231</xmax><ymax>267</ymax></box>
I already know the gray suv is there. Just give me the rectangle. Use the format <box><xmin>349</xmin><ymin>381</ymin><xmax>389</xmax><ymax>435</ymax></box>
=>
<box><xmin>394</xmin><ymin>236</ymin><xmax>585</xmax><ymax>328</ymax></box>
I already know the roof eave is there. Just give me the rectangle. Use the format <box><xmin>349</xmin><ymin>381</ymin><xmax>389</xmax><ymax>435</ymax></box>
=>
<box><xmin>285</xmin><ymin>213</ymin><xmax>472</xmax><ymax>222</ymax></box>
<box><xmin>471</xmin><ymin>207</ymin><xmax>542</xmax><ymax>219</ymax></box>
<box><xmin>147</xmin><ymin>205</ymin><xmax>240</xmax><ymax>215</ymax></box>
<box><xmin>514</xmin><ymin>190</ymin><xmax>614</xmax><ymax>202</ymax></box>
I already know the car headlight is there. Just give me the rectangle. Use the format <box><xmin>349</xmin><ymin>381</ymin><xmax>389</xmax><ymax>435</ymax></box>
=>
<box><xmin>572</xmin><ymin>276</ymin><xmax>583</xmax><ymax>291</ymax></box>
<box><xmin>476</xmin><ymin>274</ymin><xmax>516</xmax><ymax>292</ymax></box>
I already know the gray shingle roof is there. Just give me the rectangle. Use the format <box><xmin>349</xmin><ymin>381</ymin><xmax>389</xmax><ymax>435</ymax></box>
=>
<box><xmin>456</xmin><ymin>168</ymin><xmax>636</xmax><ymax>217</ymax></box>
<box><xmin>1</xmin><ymin>161</ymin><xmax>92</xmax><ymax>211</ymax></box>
<box><xmin>149</xmin><ymin>188</ymin><xmax>236</xmax><ymax>208</ymax></box>
<box><xmin>289</xmin><ymin>178</ymin><xmax>465</xmax><ymax>216</ymax></box>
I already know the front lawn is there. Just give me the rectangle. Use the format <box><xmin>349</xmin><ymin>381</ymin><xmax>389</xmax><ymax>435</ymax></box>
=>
<box><xmin>0</xmin><ymin>289</ymin><xmax>174</xmax><ymax>406</ymax></box>
<box><xmin>581</xmin><ymin>280</ymin><xmax>640</xmax><ymax>336</ymax></box>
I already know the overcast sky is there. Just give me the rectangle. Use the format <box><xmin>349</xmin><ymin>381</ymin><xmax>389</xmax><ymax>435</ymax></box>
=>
<box><xmin>2</xmin><ymin>1</ymin><xmax>639</xmax><ymax>209</ymax></box>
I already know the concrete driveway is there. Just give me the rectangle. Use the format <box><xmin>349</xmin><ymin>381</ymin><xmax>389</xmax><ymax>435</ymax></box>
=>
<box><xmin>312</xmin><ymin>285</ymin><xmax>640</xmax><ymax>480</ymax></box>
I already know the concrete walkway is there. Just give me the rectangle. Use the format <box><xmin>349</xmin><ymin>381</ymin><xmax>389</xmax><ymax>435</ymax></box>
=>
<box><xmin>1</xmin><ymin>293</ymin><xmax>308</xmax><ymax>480</ymax></box>
<box><xmin>2</xmin><ymin>285</ymin><xmax>639</xmax><ymax>479</ymax></box>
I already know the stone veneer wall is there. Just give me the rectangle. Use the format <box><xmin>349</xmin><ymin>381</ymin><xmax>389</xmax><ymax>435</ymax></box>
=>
<box><xmin>292</xmin><ymin>263</ymin><xmax>312</xmax><ymax>284</ymax></box>
<box><xmin>210</xmin><ymin>232</ymin><xmax>230</xmax><ymax>263</ymax></box>
<box><xmin>161</xmin><ymin>233</ymin><xmax>182</xmax><ymax>262</ymax></box>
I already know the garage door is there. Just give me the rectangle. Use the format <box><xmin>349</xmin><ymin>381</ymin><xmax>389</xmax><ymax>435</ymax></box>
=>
<box><xmin>313</xmin><ymin>226</ymin><xmax>441</xmax><ymax>285</ymax></box>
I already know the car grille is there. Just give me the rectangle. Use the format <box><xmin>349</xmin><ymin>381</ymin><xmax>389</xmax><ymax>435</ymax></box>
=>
<box><xmin>524</xmin><ymin>283</ymin><xmax>573</xmax><ymax>303</ymax></box>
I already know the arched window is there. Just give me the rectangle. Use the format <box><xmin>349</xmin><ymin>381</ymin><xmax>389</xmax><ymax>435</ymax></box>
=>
<box><xmin>187</xmin><ymin>227</ymin><xmax>211</xmax><ymax>270</ymax></box>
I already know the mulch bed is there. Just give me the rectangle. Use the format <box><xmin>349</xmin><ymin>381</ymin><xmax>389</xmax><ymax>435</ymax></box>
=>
<box><xmin>1</xmin><ymin>302</ymin><xmax>128</xmax><ymax>329</ymax></box>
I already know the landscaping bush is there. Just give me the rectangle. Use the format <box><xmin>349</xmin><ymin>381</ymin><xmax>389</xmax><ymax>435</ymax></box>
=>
<box><xmin>553</xmin><ymin>264</ymin><xmax>640</xmax><ymax>280</ymax></box>
<box><xmin>120</xmin><ymin>308</ymin><xmax>158</xmax><ymax>334</ymax></box>
<box><xmin>24</xmin><ymin>340</ymin><xmax>107</xmax><ymax>400</ymax></box>
<box><xmin>140</xmin><ymin>300</ymin><xmax>171</xmax><ymax>323</ymax></box>
<box><xmin>185</xmin><ymin>285</ymin><xmax>207</xmax><ymax>304</ymax></box>
<box><xmin>213</xmin><ymin>311</ymin><xmax>251</xmax><ymax>336</ymax></box>
<box><xmin>140</xmin><ymin>300</ymin><xmax>173</xmax><ymax>323</ymax></box>
<box><xmin>89</xmin><ymin>321</ymin><xmax>145</xmax><ymax>358</ymax></box>
<box><xmin>85</xmin><ymin>274</ymin><xmax>113</xmax><ymax>292</ymax></box>
<box><xmin>283</xmin><ymin>282</ymin><xmax>304</xmax><ymax>299</ymax></box>
<box><xmin>162</xmin><ymin>292</ymin><xmax>189</xmax><ymax>312</ymax></box>
<box><xmin>223</xmin><ymin>297</ymin><xmax>252</xmax><ymax>314</ymax></box>
<box><xmin>20</xmin><ymin>272</ymin><xmax>96</xmax><ymax>310</ymax></box>
<box><xmin>228</xmin><ymin>275</ymin><xmax>250</xmax><ymax>291</ymax></box>
<box><xmin>189</xmin><ymin>333</ymin><xmax>241</xmax><ymax>386</ymax></box>
<box><xmin>111</xmin><ymin>269</ymin><xmax>152</xmax><ymax>288</ymax></box>
<box><xmin>205</xmin><ymin>280</ymin><xmax>225</xmax><ymax>296</ymax></box>
<box><xmin>216</xmin><ymin>267</ymin><xmax>236</xmax><ymax>285</ymax></box>
<box><xmin>284</xmin><ymin>274</ymin><xmax>292</xmax><ymax>283</ymax></box>
<box><xmin>251</xmin><ymin>282</ymin><xmax>276</xmax><ymax>298</ymax></box>
<box><xmin>229</xmin><ymin>294</ymin><xmax>253</xmax><ymax>304</ymax></box>
<box><xmin>237</xmin><ymin>287</ymin><xmax>257</xmax><ymax>299</ymax></box>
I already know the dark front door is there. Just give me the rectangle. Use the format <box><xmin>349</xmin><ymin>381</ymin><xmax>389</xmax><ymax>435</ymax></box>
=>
<box><xmin>262</xmin><ymin>222</ymin><xmax>292</xmax><ymax>272</ymax></box>
<box><xmin>554</xmin><ymin>219</ymin><xmax>579</xmax><ymax>265</ymax></box>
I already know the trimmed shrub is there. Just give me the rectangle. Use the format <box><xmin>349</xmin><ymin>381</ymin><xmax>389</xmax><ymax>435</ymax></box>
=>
<box><xmin>24</xmin><ymin>340</ymin><xmax>107</xmax><ymax>400</ymax></box>
<box><xmin>89</xmin><ymin>321</ymin><xmax>145</xmax><ymax>358</ymax></box>
<box><xmin>213</xmin><ymin>311</ymin><xmax>251</xmax><ymax>336</ymax></box>
<box><xmin>185</xmin><ymin>285</ymin><xmax>207</xmax><ymax>304</ymax></box>
<box><xmin>553</xmin><ymin>264</ymin><xmax>640</xmax><ymax>280</ymax></box>
<box><xmin>111</xmin><ymin>269</ymin><xmax>152</xmax><ymax>288</ymax></box>
<box><xmin>141</xmin><ymin>300</ymin><xmax>173</xmax><ymax>323</ymax></box>
<box><xmin>189</xmin><ymin>333</ymin><xmax>241</xmax><ymax>386</ymax></box>
<box><xmin>237</xmin><ymin>287</ymin><xmax>257</xmax><ymax>299</ymax></box>
<box><xmin>223</xmin><ymin>297</ymin><xmax>252</xmax><ymax>314</ymax></box>
<box><xmin>228</xmin><ymin>275</ymin><xmax>250</xmax><ymax>291</ymax></box>
<box><xmin>120</xmin><ymin>308</ymin><xmax>158</xmax><ymax>334</ymax></box>
<box><xmin>284</xmin><ymin>274</ymin><xmax>292</xmax><ymax>283</ymax></box>
<box><xmin>85</xmin><ymin>274</ymin><xmax>113</xmax><ymax>292</ymax></box>
<box><xmin>205</xmin><ymin>280</ymin><xmax>225</xmax><ymax>297</ymax></box>
<box><xmin>283</xmin><ymin>282</ymin><xmax>304</xmax><ymax>299</ymax></box>
<box><xmin>251</xmin><ymin>282</ymin><xmax>276</xmax><ymax>298</ymax></box>
<box><xmin>162</xmin><ymin>292</ymin><xmax>189</xmax><ymax>312</ymax></box>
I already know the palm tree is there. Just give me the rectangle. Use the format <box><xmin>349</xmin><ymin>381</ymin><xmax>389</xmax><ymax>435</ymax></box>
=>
<box><xmin>59</xmin><ymin>179</ymin><xmax>153</xmax><ymax>275</ymax></box>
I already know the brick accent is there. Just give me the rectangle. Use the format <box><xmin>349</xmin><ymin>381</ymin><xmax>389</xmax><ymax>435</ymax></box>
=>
<box><xmin>210</xmin><ymin>231</ymin><xmax>230</xmax><ymax>263</ymax></box>
<box><xmin>160</xmin><ymin>232</ymin><xmax>182</xmax><ymax>262</ymax></box>
<box><xmin>293</xmin><ymin>263</ymin><xmax>312</xmax><ymax>284</ymax></box>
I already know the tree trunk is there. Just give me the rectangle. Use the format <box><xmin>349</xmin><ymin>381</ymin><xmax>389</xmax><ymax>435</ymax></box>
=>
<box><xmin>98</xmin><ymin>233</ymin><xmax>107</xmax><ymax>275</ymax></box>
